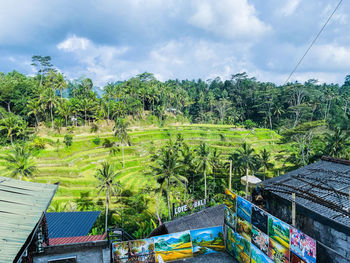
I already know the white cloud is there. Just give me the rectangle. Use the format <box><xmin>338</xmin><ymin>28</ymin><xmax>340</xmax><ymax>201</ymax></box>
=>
<box><xmin>57</xmin><ymin>35</ymin><xmax>90</xmax><ymax>51</ymax></box>
<box><xmin>281</xmin><ymin>0</ymin><xmax>302</xmax><ymax>16</ymax></box>
<box><xmin>188</xmin><ymin>0</ymin><xmax>271</xmax><ymax>40</ymax></box>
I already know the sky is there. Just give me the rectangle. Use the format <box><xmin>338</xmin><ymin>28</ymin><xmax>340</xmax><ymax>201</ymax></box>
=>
<box><xmin>0</xmin><ymin>0</ymin><xmax>349</xmax><ymax>87</ymax></box>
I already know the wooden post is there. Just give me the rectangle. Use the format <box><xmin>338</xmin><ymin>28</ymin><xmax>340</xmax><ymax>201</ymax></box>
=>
<box><xmin>292</xmin><ymin>193</ymin><xmax>296</xmax><ymax>227</ymax></box>
<box><xmin>229</xmin><ymin>160</ymin><xmax>232</xmax><ymax>191</ymax></box>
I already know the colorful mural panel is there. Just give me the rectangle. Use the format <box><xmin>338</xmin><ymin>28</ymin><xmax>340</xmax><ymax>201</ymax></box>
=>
<box><xmin>268</xmin><ymin>215</ymin><xmax>290</xmax><ymax>249</ymax></box>
<box><xmin>226</xmin><ymin>225</ymin><xmax>251</xmax><ymax>263</ymax></box>
<box><xmin>252</xmin><ymin>225</ymin><xmax>269</xmax><ymax>255</ymax></box>
<box><xmin>224</xmin><ymin>205</ymin><xmax>236</xmax><ymax>230</ymax></box>
<box><xmin>290</xmin><ymin>227</ymin><xmax>316</xmax><ymax>263</ymax></box>
<box><xmin>225</xmin><ymin>188</ymin><xmax>237</xmax><ymax>213</ymax></box>
<box><xmin>251</xmin><ymin>243</ymin><xmax>273</xmax><ymax>263</ymax></box>
<box><xmin>252</xmin><ymin>205</ymin><xmax>268</xmax><ymax>234</ymax></box>
<box><xmin>237</xmin><ymin>195</ymin><xmax>252</xmax><ymax>223</ymax></box>
<box><xmin>268</xmin><ymin>238</ymin><xmax>290</xmax><ymax>263</ymax></box>
<box><xmin>237</xmin><ymin>216</ymin><xmax>252</xmax><ymax>242</ymax></box>
<box><xmin>153</xmin><ymin>230</ymin><xmax>193</xmax><ymax>262</ymax></box>
<box><xmin>113</xmin><ymin>241</ymin><xmax>129</xmax><ymax>262</ymax></box>
<box><xmin>190</xmin><ymin>226</ymin><xmax>224</xmax><ymax>256</ymax></box>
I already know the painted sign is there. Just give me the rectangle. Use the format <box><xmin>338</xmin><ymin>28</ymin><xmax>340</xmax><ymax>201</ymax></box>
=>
<box><xmin>172</xmin><ymin>199</ymin><xmax>207</xmax><ymax>216</ymax></box>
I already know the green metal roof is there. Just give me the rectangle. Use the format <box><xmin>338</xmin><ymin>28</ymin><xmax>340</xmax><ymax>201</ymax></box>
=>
<box><xmin>0</xmin><ymin>176</ymin><xmax>58</xmax><ymax>263</ymax></box>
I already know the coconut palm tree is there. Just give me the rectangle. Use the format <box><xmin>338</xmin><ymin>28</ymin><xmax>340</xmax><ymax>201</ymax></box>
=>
<box><xmin>195</xmin><ymin>142</ymin><xmax>211</xmax><ymax>201</ymax></box>
<box><xmin>113</xmin><ymin>118</ymin><xmax>129</xmax><ymax>168</ymax></box>
<box><xmin>236</xmin><ymin>143</ymin><xmax>259</xmax><ymax>199</ymax></box>
<box><xmin>94</xmin><ymin>162</ymin><xmax>121</xmax><ymax>232</ymax></box>
<box><xmin>209</xmin><ymin>148</ymin><xmax>222</xmax><ymax>196</ymax></box>
<box><xmin>43</xmin><ymin>87</ymin><xmax>58</xmax><ymax>128</ymax></box>
<box><xmin>259</xmin><ymin>149</ymin><xmax>274</xmax><ymax>181</ymax></box>
<box><xmin>227</xmin><ymin>152</ymin><xmax>244</xmax><ymax>189</ymax></box>
<box><xmin>2</xmin><ymin>145</ymin><xmax>37</xmax><ymax>179</ymax></box>
<box><xmin>324</xmin><ymin>128</ymin><xmax>350</xmax><ymax>158</ymax></box>
<box><xmin>27</xmin><ymin>99</ymin><xmax>41</xmax><ymax>131</ymax></box>
<box><xmin>151</xmin><ymin>143</ymin><xmax>187</xmax><ymax>220</ymax></box>
<box><xmin>0</xmin><ymin>116</ymin><xmax>24</xmax><ymax>145</ymax></box>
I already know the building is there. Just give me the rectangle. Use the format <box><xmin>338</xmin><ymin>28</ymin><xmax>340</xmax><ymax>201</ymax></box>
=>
<box><xmin>263</xmin><ymin>156</ymin><xmax>350</xmax><ymax>263</ymax></box>
<box><xmin>34</xmin><ymin>211</ymin><xmax>109</xmax><ymax>263</ymax></box>
<box><xmin>0</xmin><ymin>176</ymin><xmax>58</xmax><ymax>263</ymax></box>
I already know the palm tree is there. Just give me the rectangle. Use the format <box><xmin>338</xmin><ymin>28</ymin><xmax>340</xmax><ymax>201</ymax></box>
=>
<box><xmin>27</xmin><ymin>99</ymin><xmax>41</xmax><ymax>131</ymax></box>
<box><xmin>259</xmin><ymin>149</ymin><xmax>274</xmax><ymax>181</ymax></box>
<box><xmin>195</xmin><ymin>142</ymin><xmax>211</xmax><ymax>201</ymax></box>
<box><xmin>236</xmin><ymin>143</ymin><xmax>259</xmax><ymax>199</ymax></box>
<box><xmin>113</xmin><ymin>118</ymin><xmax>129</xmax><ymax>168</ymax></box>
<box><xmin>103</xmin><ymin>83</ymin><xmax>115</xmax><ymax>124</ymax></box>
<box><xmin>43</xmin><ymin>87</ymin><xmax>58</xmax><ymax>128</ymax></box>
<box><xmin>0</xmin><ymin>116</ymin><xmax>23</xmax><ymax>145</ymax></box>
<box><xmin>57</xmin><ymin>99</ymin><xmax>72</xmax><ymax>127</ymax></box>
<box><xmin>324</xmin><ymin>128</ymin><xmax>350</xmax><ymax>158</ymax></box>
<box><xmin>151</xmin><ymin>143</ymin><xmax>187</xmax><ymax>220</ymax></box>
<box><xmin>209</xmin><ymin>148</ymin><xmax>222</xmax><ymax>196</ymax></box>
<box><xmin>94</xmin><ymin>162</ymin><xmax>121</xmax><ymax>232</ymax></box>
<box><xmin>227</xmin><ymin>152</ymin><xmax>244</xmax><ymax>188</ymax></box>
<box><xmin>2</xmin><ymin>145</ymin><xmax>37</xmax><ymax>179</ymax></box>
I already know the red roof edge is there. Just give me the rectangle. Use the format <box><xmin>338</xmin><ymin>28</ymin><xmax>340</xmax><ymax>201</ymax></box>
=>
<box><xmin>48</xmin><ymin>233</ymin><xmax>107</xmax><ymax>246</ymax></box>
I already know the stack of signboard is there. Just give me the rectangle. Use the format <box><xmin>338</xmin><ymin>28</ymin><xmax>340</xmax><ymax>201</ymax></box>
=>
<box><xmin>224</xmin><ymin>188</ymin><xmax>317</xmax><ymax>263</ymax></box>
<box><xmin>112</xmin><ymin>226</ymin><xmax>225</xmax><ymax>263</ymax></box>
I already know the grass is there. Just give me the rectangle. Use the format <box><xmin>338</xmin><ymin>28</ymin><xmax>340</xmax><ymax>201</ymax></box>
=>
<box><xmin>0</xmin><ymin>123</ymin><xmax>293</xmax><ymax>213</ymax></box>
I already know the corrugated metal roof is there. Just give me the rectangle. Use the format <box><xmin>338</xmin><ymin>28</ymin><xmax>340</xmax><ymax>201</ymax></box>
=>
<box><xmin>0</xmin><ymin>176</ymin><xmax>58</xmax><ymax>263</ymax></box>
<box><xmin>46</xmin><ymin>211</ymin><xmax>101</xmax><ymax>238</ymax></box>
<box><xmin>263</xmin><ymin>159</ymin><xmax>350</xmax><ymax>228</ymax></box>
<box><xmin>48</xmin><ymin>233</ymin><xmax>107</xmax><ymax>246</ymax></box>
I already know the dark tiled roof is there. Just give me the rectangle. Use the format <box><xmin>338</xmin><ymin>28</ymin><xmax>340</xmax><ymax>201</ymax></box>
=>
<box><xmin>263</xmin><ymin>158</ymin><xmax>350</xmax><ymax>228</ymax></box>
<box><xmin>48</xmin><ymin>233</ymin><xmax>107</xmax><ymax>246</ymax></box>
<box><xmin>172</xmin><ymin>252</ymin><xmax>235</xmax><ymax>263</ymax></box>
<box><xmin>46</xmin><ymin>211</ymin><xmax>101</xmax><ymax>238</ymax></box>
<box><xmin>164</xmin><ymin>205</ymin><xmax>225</xmax><ymax>233</ymax></box>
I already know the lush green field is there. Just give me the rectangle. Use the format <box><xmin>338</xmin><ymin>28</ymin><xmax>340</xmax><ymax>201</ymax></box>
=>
<box><xmin>0</xmin><ymin>124</ymin><xmax>292</xmax><ymax>207</ymax></box>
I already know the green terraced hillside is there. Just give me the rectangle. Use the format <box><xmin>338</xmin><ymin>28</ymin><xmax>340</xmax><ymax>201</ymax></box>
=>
<box><xmin>0</xmin><ymin>124</ymin><xmax>292</xmax><ymax>206</ymax></box>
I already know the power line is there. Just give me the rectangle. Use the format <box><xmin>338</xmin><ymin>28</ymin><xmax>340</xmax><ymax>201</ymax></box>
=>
<box><xmin>284</xmin><ymin>0</ymin><xmax>343</xmax><ymax>85</ymax></box>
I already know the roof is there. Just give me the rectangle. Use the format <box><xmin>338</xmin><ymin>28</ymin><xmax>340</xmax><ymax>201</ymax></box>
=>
<box><xmin>172</xmin><ymin>252</ymin><xmax>235</xmax><ymax>263</ymax></box>
<box><xmin>46</xmin><ymin>211</ymin><xmax>101</xmax><ymax>238</ymax></box>
<box><xmin>48</xmin><ymin>233</ymin><xmax>107</xmax><ymax>246</ymax></box>
<box><xmin>0</xmin><ymin>176</ymin><xmax>58</xmax><ymax>263</ymax></box>
<box><xmin>263</xmin><ymin>157</ymin><xmax>350</xmax><ymax>228</ymax></box>
<box><xmin>165</xmin><ymin>205</ymin><xmax>224</xmax><ymax>233</ymax></box>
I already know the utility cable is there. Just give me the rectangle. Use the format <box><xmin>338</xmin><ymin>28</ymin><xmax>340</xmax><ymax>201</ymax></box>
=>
<box><xmin>284</xmin><ymin>0</ymin><xmax>343</xmax><ymax>85</ymax></box>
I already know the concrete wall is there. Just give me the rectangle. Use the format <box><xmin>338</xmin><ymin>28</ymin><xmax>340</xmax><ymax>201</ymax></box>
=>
<box><xmin>34</xmin><ymin>241</ymin><xmax>110</xmax><ymax>263</ymax></box>
<box><xmin>266</xmin><ymin>194</ymin><xmax>350</xmax><ymax>263</ymax></box>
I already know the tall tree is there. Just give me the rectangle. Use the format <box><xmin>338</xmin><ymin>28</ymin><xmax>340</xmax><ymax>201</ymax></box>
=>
<box><xmin>2</xmin><ymin>145</ymin><xmax>37</xmax><ymax>179</ymax></box>
<box><xmin>113</xmin><ymin>118</ymin><xmax>129</xmax><ymax>168</ymax></box>
<box><xmin>195</xmin><ymin>142</ymin><xmax>211</xmax><ymax>200</ymax></box>
<box><xmin>259</xmin><ymin>149</ymin><xmax>274</xmax><ymax>181</ymax></box>
<box><xmin>236</xmin><ymin>143</ymin><xmax>259</xmax><ymax>199</ymax></box>
<box><xmin>151</xmin><ymin>142</ymin><xmax>187</xmax><ymax>220</ymax></box>
<box><xmin>94</xmin><ymin>162</ymin><xmax>121</xmax><ymax>232</ymax></box>
<box><xmin>31</xmin><ymin>55</ymin><xmax>54</xmax><ymax>86</ymax></box>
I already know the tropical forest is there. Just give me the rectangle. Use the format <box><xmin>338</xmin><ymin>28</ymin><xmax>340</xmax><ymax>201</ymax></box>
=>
<box><xmin>1</xmin><ymin>55</ymin><xmax>349</xmax><ymax>238</ymax></box>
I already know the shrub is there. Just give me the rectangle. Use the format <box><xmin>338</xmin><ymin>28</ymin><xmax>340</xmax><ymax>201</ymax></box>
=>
<box><xmin>92</xmin><ymin>137</ymin><xmax>101</xmax><ymax>145</ymax></box>
<box><xmin>102</xmin><ymin>138</ymin><xmax>114</xmax><ymax>148</ymax></box>
<box><xmin>243</xmin><ymin>119</ymin><xmax>257</xmax><ymax>129</ymax></box>
<box><xmin>63</xmin><ymin>134</ymin><xmax>73</xmax><ymax>147</ymax></box>
<box><xmin>29</xmin><ymin>137</ymin><xmax>46</xmax><ymax>150</ymax></box>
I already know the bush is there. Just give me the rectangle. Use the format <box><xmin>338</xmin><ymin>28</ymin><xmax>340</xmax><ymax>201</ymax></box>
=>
<box><xmin>92</xmin><ymin>137</ymin><xmax>101</xmax><ymax>145</ymax></box>
<box><xmin>29</xmin><ymin>137</ymin><xmax>46</xmax><ymax>150</ymax></box>
<box><xmin>63</xmin><ymin>134</ymin><xmax>73</xmax><ymax>147</ymax></box>
<box><xmin>243</xmin><ymin>119</ymin><xmax>257</xmax><ymax>129</ymax></box>
<box><xmin>102</xmin><ymin>138</ymin><xmax>114</xmax><ymax>148</ymax></box>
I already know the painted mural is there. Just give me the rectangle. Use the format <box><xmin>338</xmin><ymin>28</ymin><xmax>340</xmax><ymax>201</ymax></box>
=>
<box><xmin>224</xmin><ymin>205</ymin><xmax>236</xmax><ymax>230</ymax></box>
<box><xmin>225</xmin><ymin>188</ymin><xmax>237</xmax><ymax>213</ymax></box>
<box><xmin>190</xmin><ymin>226</ymin><xmax>224</xmax><ymax>256</ymax></box>
<box><xmin>152</xmin><ymin>230</ymin><xmax>193</xmax><ymax>262</ymax></box>
<box><xmin>251</xmin><ymin>243</ymin><xmax>273</xmax><ymax>263</ymax></box>
<box><xmin>226</xmin><ymin>225</ymin><xmax>250</xmax><ymax>263</ymax></box>
<box><xmin>237</xmin><ymin>216</ymin><xmax>252</xmax><ymax>242</ymax></box>
<box><xmin>237</xmin><ymin>195</ymin><xmax>252</xmax><ymax>223</ymax></box>
<box><xmin>268</xmin><ymin>215</ymin><xmax>290</xmax><ymax>249</ymax></box>
<box><xmin>252</xmin><ymin>205</ymin><xmax>268</xmax><ymax>234</ymax></box>
<box><xmin>290</xmin><ymin>227</ymin><xmax>316</xmax><ymax>263</ymax></box>
<box><xmin>268</xmin><ymin>238</ymin><xmax>290</xmax><ymax>263</ymax></box>
<box><xmin>252</xmin><ymin>225</ymin><xmax>269</xmax><ymax>255</ymax></box>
